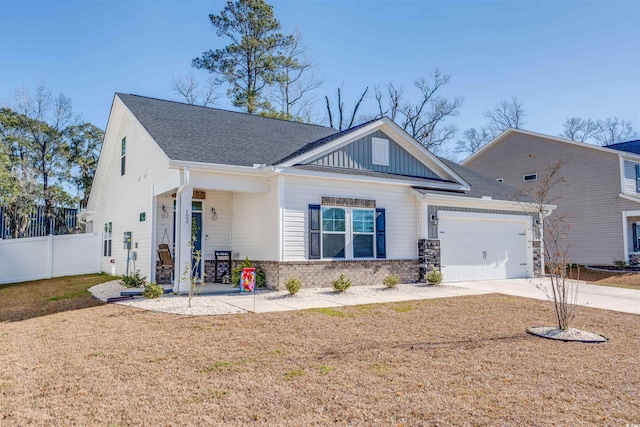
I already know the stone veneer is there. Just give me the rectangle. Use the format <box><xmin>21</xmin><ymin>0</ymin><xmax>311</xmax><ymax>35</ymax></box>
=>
<box><xmin>532</xmin><ymin>240</ymin><xmax>542</xmax><ymax>277</ymax></box>
<box><xmin>232</xmin><ymin>259</ymin><xmax>420</xmax><ymax>290</ymax></box>
<box><xmin>418</xmin><ymin>239</ymin><xmax>441</xmax><ymax>280</ymax></box>
<box><xmin>155</xmin><ymin>261</ymin><xmax>173</xmax><ymax>284</ymax></box>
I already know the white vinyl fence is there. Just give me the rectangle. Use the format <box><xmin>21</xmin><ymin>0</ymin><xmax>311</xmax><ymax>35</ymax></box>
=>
<box><xmin>0</xmin><ymin>233</ymin><xmax>101</xmax><ymax>285</ymax></box>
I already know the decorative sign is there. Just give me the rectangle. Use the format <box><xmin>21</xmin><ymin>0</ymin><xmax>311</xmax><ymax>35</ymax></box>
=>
<box><xmin>171</xmin><ymin>190</ymin><xmax>206</xmax><ymax>199</ymax></box>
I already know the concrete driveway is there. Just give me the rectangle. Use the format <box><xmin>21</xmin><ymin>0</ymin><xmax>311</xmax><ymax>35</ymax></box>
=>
<box><xmin>449</xmin><ymin>278</ymin><xmax>640</xmax><ymax>315</ymax></box>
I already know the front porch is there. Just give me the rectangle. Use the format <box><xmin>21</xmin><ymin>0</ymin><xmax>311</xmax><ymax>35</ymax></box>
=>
<box><xmin>624</xmin><ymin>211</ymin><xmax>640</xmax><ymax>265</ymax></box>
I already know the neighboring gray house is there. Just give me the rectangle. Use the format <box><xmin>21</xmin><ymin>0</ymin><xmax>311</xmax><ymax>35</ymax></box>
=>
<box><xmin>85</xmin><ymin>94</ymin><xmax>544</xmax><ymax>291</ymax></box>
<box><xmin>463</xmin><ymin>128</ymin><xmax>640</xmax><ymax>266</ymax></box>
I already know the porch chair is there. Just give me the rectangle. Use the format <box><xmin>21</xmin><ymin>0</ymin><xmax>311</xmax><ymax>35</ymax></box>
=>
<box><xmin>157</xmin><ymin>243</ymin><xmax>174</xmax><ymax>280</ymax></box>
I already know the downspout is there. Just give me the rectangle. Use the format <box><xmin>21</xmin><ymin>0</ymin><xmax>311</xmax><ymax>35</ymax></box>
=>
<box><xmin>174</xmin><ymin>167</ymin><xmax>189</xmax><ymax>290</ymax></box>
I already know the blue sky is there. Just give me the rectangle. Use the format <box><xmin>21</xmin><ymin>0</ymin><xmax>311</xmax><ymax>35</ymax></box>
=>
<box><xmin>1</xmin><ymin>0</ymin><xmax>639</xmax><ymax>158</ymax></box>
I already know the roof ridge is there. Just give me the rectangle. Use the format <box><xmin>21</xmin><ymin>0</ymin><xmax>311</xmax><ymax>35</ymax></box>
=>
<box><xmin>115</xmin><ymin>92</ymin><xmax>334</xmax><ymax>130</ymax></box>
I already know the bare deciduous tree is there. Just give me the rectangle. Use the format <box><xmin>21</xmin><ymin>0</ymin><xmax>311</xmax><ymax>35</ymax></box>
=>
<box><xmin>373</xmin><ymin>69</ymin><xmax>463</xmax><ymax>151</ymax></box>
<box><xmin>172</xmin><ymin>72</ymin><xmax>219</xmax><ymax>107</ymax></box>
<box><xmin>325</xmin><ymin>86</ymin><xmax>369</xmax><ymax>131</ymax></box>
<box><xmin>262</xmin><ymin>29</ymin><xmax>322</xmax><ymax>122</ymax></box>
<box><xmin>455</xmin><ymin>127</ymin><xmax>491</xmax><ymax>156</ymax></box>
<box><xmin>560</xmin><ymin>117</ymin><xmax>599</xmax><ymax>142</ymax></box>
<box><xmin>521</xmin><ymin>158</ymin><xmax>578</xmax><ymax>330</ymax></box>
<box><xmin>484</xmin><ymin>97</ymin><xmax>526</xmax><ymax>137</ymax></box>
<box><xmin>594</xmin><ymin>117</ymin><xmax>635</xmax><ymax>146</ymax></box>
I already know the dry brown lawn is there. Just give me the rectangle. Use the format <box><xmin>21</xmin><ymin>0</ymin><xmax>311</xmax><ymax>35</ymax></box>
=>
<box><xmin>1</xmin><ymin>277</ymin><xmax>639</xmax><ymax>426</ymax></box>
<box><xmin>574</xmin><ymin>267</ymin><xmax>640</xmax><ymax>290</ymax></box>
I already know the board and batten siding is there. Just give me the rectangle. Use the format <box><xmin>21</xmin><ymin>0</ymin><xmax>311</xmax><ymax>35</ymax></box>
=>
<box><xmin>465</xmin><ymin>133</ymin><xmax>640</xmax><ymax>265</ymax></box>
<box><xmin>282</xmin><ymin>175</ymin><xmax>419</xmax><ymax>261</ymax></box>
<box><xmin>230</xmin><ymin>176</ymin><xmax>278</xmax><ymax>261</ymax></box>
<box><xmin>89</xmin><ymin>96</ymin><xmax>175</xmax><ymax>278</ymax></box>
<box><xmin>310</xmin><ymin>130</ymin><xmax>438</xmax><ymax>178</ymax></box>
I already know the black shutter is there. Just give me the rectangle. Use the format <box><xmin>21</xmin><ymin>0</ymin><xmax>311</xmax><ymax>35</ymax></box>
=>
<box><xmin>376</xmin><ymin>208</ymin><xmax>386</xmax><ymax>259</ymax></box>
<box><xmin>634</xmin><ymin>224</ymin><xmax>638</xmax><ymax>252</ymax></box>
<box><xmin>309</xmin><ymin>204</ymin><xmax>321</xmax><ymax>259</ymax></box>
<box><xmin>636</xmin><ymin>164</ymin><xmax>640</xmax><ymax>192</ymax></box>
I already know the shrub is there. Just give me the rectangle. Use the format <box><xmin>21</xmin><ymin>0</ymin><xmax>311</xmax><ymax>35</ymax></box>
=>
<box><xmin>332</xmin><ymin>274</ymin><xmax>352</xmax><ymax>293</ymax></box>
<box><xmin>383</xmin><ymin>274</ymin><xmax>400</xmax><ymax>289</ymax></box>
<box><xmin>121</xmin><ymin>271</ymin><xmax>146</xmax><ymax>288</ymax></box>
<box><xmin>613</xmin><ymin>259</ymin><xmax>627</xmax><ymax>269</ymax></box>
<box><xmin>231</xmin><ymin>257</ymin><xmax>266</xmax><ymax>288</ymax></box>
<box><xmin>142</xmin><ymin>283</ymin><xmax>164</xmax><ymax>299</ymax></box>
<box><xmin>284</xmin><ymin>277</ymin><xmax>302</xmax><ymax>295</ymax></box>
<box><xmin>424</xmin><ymin>270</ymin><xmax>443</xmax><ymax>284</ymax></box>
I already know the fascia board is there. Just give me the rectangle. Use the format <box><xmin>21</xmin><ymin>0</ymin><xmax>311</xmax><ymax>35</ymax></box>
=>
<box><xmin>277</xmin><ymin>166</ymin><xmax>468</xmax><ymax>191</ymax></box>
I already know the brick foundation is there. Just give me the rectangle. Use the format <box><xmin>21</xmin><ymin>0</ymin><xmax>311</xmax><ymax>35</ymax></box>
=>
<box><xmin>232</xmin><ymin>259</ymin><xmax>420</xmax><ymax>290</ymax></box>
<box><xmin>418</xmin><ymin>239</ymin><xmax>441</xmax><ymax>281</ymax></box>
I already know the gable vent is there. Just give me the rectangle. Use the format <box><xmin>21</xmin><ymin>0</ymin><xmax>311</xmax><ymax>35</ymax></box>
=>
<box><xmin>372</xmin><ymin>137</ymin><xmax>389</xmax><ymax>166</ymax></box>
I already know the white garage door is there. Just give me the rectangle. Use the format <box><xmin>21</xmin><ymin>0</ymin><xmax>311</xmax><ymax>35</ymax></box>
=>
<box><xmin>438</xmin><ymin>211</ymin><xmax>531</xmax><ymax>282</ymax></box>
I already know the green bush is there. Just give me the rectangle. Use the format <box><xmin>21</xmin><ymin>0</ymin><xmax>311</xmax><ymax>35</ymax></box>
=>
<box><xmin>332</xmin><ymin>274</ymin><xmax>352</xmax><ymax>293</ymax></box>
<box><xmin>613</xmin><ymin>259</ymin><xmax>627</xmax><ymax>269</ymax></box>
<box><xmin>284</xmin><ymin>277</ymin><xmax>302</xmax><ymax>295</ymax></box>
<box><xmin>121</xmin><ymin>271</ymin><xmax>146</xmax><ymax>288</ymax></box>
<box><xmin>424</xmin><ymin>270</ymin><xmax>443</xmax><ymax>284</ymax></box>
<box><xmin>382</xmin><ymin>274</ymin><xmax>400</xmax><ymax>289</ymax></box>
<box><xmin>231</xmin><ymin>257</ymin><xmax>266</xmax><ymax>288</ymax></box>
<box><xmin>142</xmin><ymin>283</ymin><xmax>164</xmax><ymax>299</ymax></box>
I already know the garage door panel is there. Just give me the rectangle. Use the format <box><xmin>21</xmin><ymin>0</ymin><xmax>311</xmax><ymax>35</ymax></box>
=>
<box><xmin>439</xmin><ymin>214</ymin><xmax>530</xmax><ymax>282</ymax></box>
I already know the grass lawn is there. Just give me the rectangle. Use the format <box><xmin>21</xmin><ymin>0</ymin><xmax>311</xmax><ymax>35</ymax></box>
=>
<box><xmin>0</xmin><ymin>274</ymin><xmax>116</xmax><ymax>322</ymax></box>
<box><xmin>571</xmin><ymin>266</ymin><xmax>640</xmax><ymax>290</ymax></box>
<box><xmin>1</xmin><ymin>277</ymin><xmax>639</xmax><ymax>425</ymax></box>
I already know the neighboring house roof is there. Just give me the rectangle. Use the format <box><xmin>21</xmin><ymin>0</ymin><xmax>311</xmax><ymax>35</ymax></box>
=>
<box><xmin>117</xmin><ymin>93</ymin><xmax>338</xmax><ymax>167</ymax></box>
<box><xmin>607</xmin><ymin>139</ymin><xmax>640</xmax><ymax>155</ymax></box>
<box><xmin>462</xmin><ymin>128</ymin><xmax>640</xmax><ymax>166</ymax></box>
<box><xmin>415</xmin><ymin>158</ymin><xmax>533</xmax><ymax>203</ymax></box>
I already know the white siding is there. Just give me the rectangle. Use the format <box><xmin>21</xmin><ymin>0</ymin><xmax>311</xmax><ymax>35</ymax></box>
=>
<box><xmin>283</xmin><ymin>175</ymin><xmax>418</xmax><ymax>260</ymax></box>
<box><xmin>623</xmin><ymin>160</ymin><xmax>640</xmax><ymax>194</ymax></box>
<box><xmin>88</xmin><ymin>97</ymin><xmax>174</xmax><ymax>279</ymax></box>
<box><xmin>230</xmin><ymin>177</ymin><xmax>278</xmax><ymax>261</ymax></box>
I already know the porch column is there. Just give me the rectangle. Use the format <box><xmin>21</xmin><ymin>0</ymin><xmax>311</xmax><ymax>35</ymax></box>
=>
<box><xmin>174</xmin><ymin>186</ymin><xmax>193</xmax><ymax>293</ymax></box>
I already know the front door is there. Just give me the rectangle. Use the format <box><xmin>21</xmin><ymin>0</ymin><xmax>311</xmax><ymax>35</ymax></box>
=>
<box><xmin>191</xmin><ymin>211</ymin><xmax>203</xmax><ymax>279</ymax></box>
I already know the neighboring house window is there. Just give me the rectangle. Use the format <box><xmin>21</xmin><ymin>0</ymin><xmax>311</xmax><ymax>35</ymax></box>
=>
<box><xmin>371</xmin><ymin>137</ymin><xmax>390</xmax><ymax>166</ymax></box>
<box><xmin>523</xmin><ymin>173</ymin><xmax>537</xmax><ymax>182</ymax></box>
<box><xmin>121</xmin><ymin>137</ymin><xmax>126</xmax><ymax>176</ymax></box>
<box><xmin>103</xmin><ymin>222</ymin><xmax>112</xmax><ymax>256</ymax></box>
<box><xmin>308</xmin><ymin>205</ymin><xmax>386</xmax><ymax>260</ymax></box>
<box><xmin>496</xmin><ymin>178</ymin><xmax>504</xmax><ymax>183</ymax></box>
<box><xmin>633</xmin><ymin>223</ymin><xmax>640</xmax><ymax>252</ymax></box>
<box><xmin>635</xmin><ymin>164</ymin><xmax>640</xmax><ymax>193</ymax></box>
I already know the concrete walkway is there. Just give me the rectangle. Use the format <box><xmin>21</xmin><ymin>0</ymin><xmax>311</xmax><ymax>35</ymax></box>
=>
<box><xmin>449</xmin><ymin>278</ymin><xmax>640</xmax><ymax>315</ymax></box>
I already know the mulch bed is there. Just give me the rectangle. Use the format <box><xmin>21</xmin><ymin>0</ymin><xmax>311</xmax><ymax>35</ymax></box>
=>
<box><xmin>1</xmin><ymin>294</ymin><xmax>639</xmax><ymax>425</ymax></box>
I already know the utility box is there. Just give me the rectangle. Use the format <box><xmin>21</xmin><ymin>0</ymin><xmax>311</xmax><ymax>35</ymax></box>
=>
<box><xmin>123</xmin><ymin>232</ymin><xmax>132</xmax><ymax>250</ymax></box>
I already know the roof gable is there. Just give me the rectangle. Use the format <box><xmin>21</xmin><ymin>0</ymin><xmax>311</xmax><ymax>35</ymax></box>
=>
<box><xmin>463</xmin><ymin>128</ymin><xmax>640</xmax><ymax>166</ymax></box>
<box><xmin>116</xmin><ymin>93</ymin><xmax>337</xmax><ymax>167</ymax></box>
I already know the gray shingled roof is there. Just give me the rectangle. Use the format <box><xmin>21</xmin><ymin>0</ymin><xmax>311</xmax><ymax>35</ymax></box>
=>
<box><xmin>117</xmin><ymin>93</ymin><xmax>337</xmax><ymax>167</ymax></box>
<box><xmin>413</xmin><ymin>158</ymin><xmax>533</xmax><ymax>203</ymax></box>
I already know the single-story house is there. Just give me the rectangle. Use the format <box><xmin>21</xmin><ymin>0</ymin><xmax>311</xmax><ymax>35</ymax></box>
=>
<box><xmin>463</xmin><ymin>128</ymin><xmax>640</xmax><ymax>266</ymax></box>
<box><xmin>84</xmin><ymin>94</ymin><xmax>547</xmax><ymax>292</ymax></box>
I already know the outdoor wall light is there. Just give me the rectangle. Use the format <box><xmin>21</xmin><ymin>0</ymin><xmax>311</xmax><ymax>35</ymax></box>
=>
<box><xmin>430</xmin><ymin>214</ymin><xmax>438</xmax><ymax>225</ymax></box>
<box><xmin>161</xmin><ymin>205</ymin><xmax>168</xmax><ymax>219</ymax></box>
<box><xmin>211</xmin><ymin>207</ymin><xmax>218</xmax><ymax>221</ymax></box>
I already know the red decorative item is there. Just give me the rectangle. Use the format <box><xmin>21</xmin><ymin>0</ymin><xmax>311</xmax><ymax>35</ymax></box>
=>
<box><xmin>240</xmin><ymin>267</ymin><xmax>256</xmax><ymax>292</ymax></box>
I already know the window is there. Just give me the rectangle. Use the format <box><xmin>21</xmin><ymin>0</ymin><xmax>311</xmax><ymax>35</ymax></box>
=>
<box><xmin>371</xmin><ymin>137</ymin><xmax>389</xmax><ymax>166</ymax></box>
<box><xmin>103</xmin><ymin>222</ymin><xmax>112</xmax><ymax>256</ymax></box>
<box><xmin>633</xmin><ymin>223</ymin><xmax>640</xmax><ymax>252</ymax></box>
<box><xmin>523</xmin><ymin>173</ymin><xmax>537</xmax><ymax>182</ymax></box>
<box><xmin>635</xmin><ymin>164</ymin><xmax>640</xmax><ymax>193</ymax></box>
<box><xmin>496</xmin><ymin>178</ymin><xmax>504</xmax><ymax>183</ymax></box>
<box><xmin>352</xmin><ymin>209</ymin><xmax>374</xmax><ymax>258</ymax></box>
<box><xmin>139</xmin><ymin>212</ymin><xmax>146</xmax><ymax>222</ymax></box>
<box><xmin>120</xmin><ymin>137</ymin><xmax>126</xmax><ymax>176</ymax></box>
<box><xmin>321</xmin><ymin>207</ymin><xmax>346</xmax><ymax>258</ymax></box>
<box><xmin>309</xmin><ymin>205</ymin><xmax>386</xmax><ymax>260</ymax></box>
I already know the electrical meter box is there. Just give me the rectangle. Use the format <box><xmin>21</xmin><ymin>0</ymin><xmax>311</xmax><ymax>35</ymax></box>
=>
<box><xmin>123</xmin><ymin>232</ymin><xmax>132</xmax><ymax>250</ymax></box>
